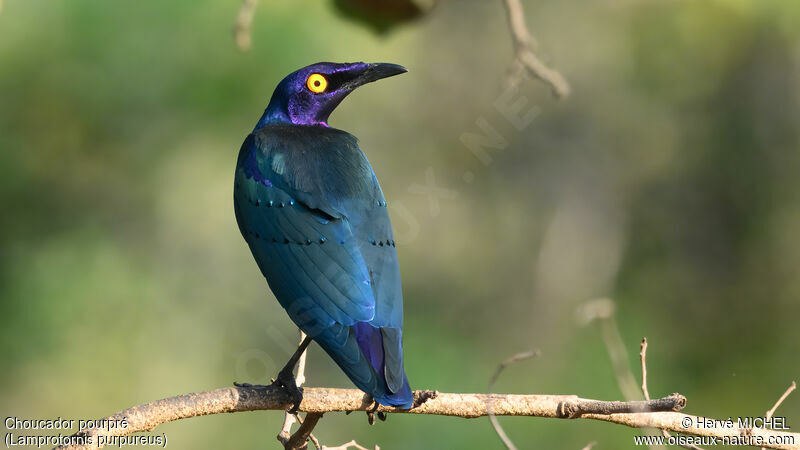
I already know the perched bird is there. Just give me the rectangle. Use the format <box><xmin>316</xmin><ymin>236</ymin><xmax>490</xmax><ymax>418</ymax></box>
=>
<box><xmin>233</xmin><ymin>62</ymin><xmax>413</xmax><ymax>411</ymax></box>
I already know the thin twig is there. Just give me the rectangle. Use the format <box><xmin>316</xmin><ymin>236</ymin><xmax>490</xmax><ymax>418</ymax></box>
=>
<box><xmin>604</xmin><ymin>316</ymin><xmax>644</xmax><ymax>401</ymax></box>
<box><xmin>762</xmin><ymin>382</ymin><xmax>797</xmax><ymax>450</ymax></box>
<box><xmin>291</xmin><ymin>414</ymin><xmax>322</xmax><ymax>450</ymax></box>
<box><xmin>583</xmin><ymin>298</ymin><xmax>692</xmax><ymax>450</ymax></box>
<box><xmin>487</xmin><ymin>351</ymin><xmax>540</xmax><ymax>450</ymax></box>
<box><xmin>500</xmin><ymin>0</ymin><xmax>570</xmax><ymax>97</ymax></box>
<box><xmin>321</xmin><ymin>440</ymin><xmax>379</xmax><ymax>450</ymax></box>
<box><xmin>305</xmin><ymin>417</ymin><xmax>322</xmax><ymax>449</ymax></box>
<box><xmin>766</xmin><ymin>382</ymin><xmax>797</xmax><ymax>420</ymax></box>
<box><xmin>285</xmin><ymin>413</ymin><xmax>323</xmax><ymax>450</ymax></box>
<box><xmin>580</xmin><ymin>298</ymin><xmax>641</xmax><ymax>402</ymax></box>
<box><xmin>233</xmin><ymin>0</ymin><xmax>258</xmax><ymax>51</ymax></box>
<box><xmin>279</xmin><ymin>414</ymin><xmax>298</xmax><ymax>445</ymax></box>
<box><xmin>295</xmin><ymin>331</ymin><xmax>308</xmax><ymax>386</ymax></box>
<box><xmin>640</xmin><ymin>338</ymin><xmax>650</xmax><ymax>401</ymax></box>
<box><xmin>580</xmin><ymin>441</ymin><xmax>597</xmax><ymax>450</ymax></box>
<box><xmin>489</xmin><ymin>351</ymin><xmax>539</xmax><ymax>389</ymax></box>
<box><xmin>278</xmin><ymin>331</ymin><xmax>315</xmax><ymax>449</ymax></box>
<box><xmin>640</xmin><ymin>337</ymin><xmax>703</xmax><ymax>450</ymax></box>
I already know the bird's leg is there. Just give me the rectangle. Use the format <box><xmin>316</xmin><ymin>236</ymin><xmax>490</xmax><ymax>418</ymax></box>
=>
<box><xmin>233</xmin><ymin>335</ymin><xmax>312</xmax><ymax>414</ymax></box>
<box><xmin>274</xmin><ymin>335</ymin><xmax>313</xmax><ymax>414</ymax></box>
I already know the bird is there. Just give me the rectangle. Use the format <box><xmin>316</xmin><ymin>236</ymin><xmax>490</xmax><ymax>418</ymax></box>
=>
<box><xmin>232</xmin><ymin>62</ymin><xmax>413</xmax><ymax>413</ymax></box>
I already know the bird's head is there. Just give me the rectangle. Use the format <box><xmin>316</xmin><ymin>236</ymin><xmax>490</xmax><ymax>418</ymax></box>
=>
<box><xmin>256</xmin><ymin>62</ymin><xmax>407</xmax><ymax>129</ymax></box>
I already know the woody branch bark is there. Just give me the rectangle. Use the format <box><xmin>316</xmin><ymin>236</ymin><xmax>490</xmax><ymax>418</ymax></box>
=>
<box><xmin>52</xmin><ymin>386</ymin><xmax>797</xmax><ymax>450</ymax></box>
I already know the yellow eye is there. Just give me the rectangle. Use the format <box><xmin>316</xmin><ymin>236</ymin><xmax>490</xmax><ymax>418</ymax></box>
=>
<box><xmin>306</xmin><ymin>73</ymin><xmax>328</xmax><ymax>93</ymax></box>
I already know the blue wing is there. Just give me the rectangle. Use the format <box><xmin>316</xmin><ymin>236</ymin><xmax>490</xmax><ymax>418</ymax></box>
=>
<box><xmin>233</xmin><ymin>125</ymin><xmax>411</xmax><ymax>407</ymax></box>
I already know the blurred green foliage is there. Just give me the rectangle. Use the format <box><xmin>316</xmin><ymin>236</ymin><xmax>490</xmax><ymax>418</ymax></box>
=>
<box><xmin>1</xmin><ymin>0</ymin><xmax>799</xmax><ymax>448</ymax></box>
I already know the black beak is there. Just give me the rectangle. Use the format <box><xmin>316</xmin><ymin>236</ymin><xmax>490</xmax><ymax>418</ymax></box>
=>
<box><xmin>351</xmin><ymin>63</ymin><xmax>408</xmax><ymax>88</ymax></box>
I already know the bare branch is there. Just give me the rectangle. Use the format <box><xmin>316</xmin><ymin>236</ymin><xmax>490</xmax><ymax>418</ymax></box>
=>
<box><xmin>640</xmin><ymin>338</ymin><xmax>650</xmax><ymax>401</ymax></box>
<box><xmin>766</xmin><ymin>382</ymin><xmax>797</xmax><ymax>420</ymax></box>
<box><xmin>489</xmin><ymin>351</ymin><xmax>539</xmax><ymax>390</ymax></box>
<box><xmin>279</xmin><ymin>331</ymin><xmax>317</xmax><ymax>449</ymax></box>
<box><xmin>586</xmin><ymin>299</ymin><xmax>706</xmax><ymax>450</ymax></box>
<box><xmin>321</xmin><ymin>440</ymin><xmax>378</xmax><ymax>450</ymax></box>
<box><xmin>285</xmin><ymin>413</ymin><xmax>323</xmax><ymax>450</ymax></box>
<box><xmin>501</xmin><ymin>0</ymin><xmax>570</xmax><ymax>97</ymax></box>
<box><xmin>763</xmin><ymin>382</ymin><xmax>797</xmax><ymax>450</ymax></box>
<box><xmin>487</xmin><ymin>350</ymin><xmax>540</xmax><ymax>450</ymax></box>
<box><xmin>300</xmin><ymin>414</ymin><xmax>323</xmax><ymax>450</ymax></box>
<box><xmin>580</xmin><ymin>441</ymin><xmax>597</xmax><ymax>450</ymax></box>
<box><xmin>233</xmin><ymin>0</ymin><xmax>258</xmax><ymax>51</ymax></box>
<box><xmin>51</xmin><ymin>385</ymin><xmax>800</xmax><ymax>450</ymax></box>
<box><xmin>279</xmin><ymin>414</ymin><xmax>299</xmax><ymax>446</ymax></box>
<box><xmin>295</xmin><ymin>331</ymin><xmax>309</xmax><ymax>387</ymax></box>
<box><xmin>640</xmin><ymin>337</ymin><xmax>703</xmax><ymax>450</ymax></box>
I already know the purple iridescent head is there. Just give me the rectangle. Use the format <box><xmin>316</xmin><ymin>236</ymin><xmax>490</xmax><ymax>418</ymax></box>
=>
<box><xmin>255</xmin><ymin>62</ymin><xmax>407</xmax><ymax>129</ymax></box>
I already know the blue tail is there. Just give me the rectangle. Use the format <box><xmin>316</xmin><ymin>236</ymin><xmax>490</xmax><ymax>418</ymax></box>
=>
<box><xmin>314</xmin><ymin>322</ymin><xmax>412</xmax><ymax>409</ymax></box>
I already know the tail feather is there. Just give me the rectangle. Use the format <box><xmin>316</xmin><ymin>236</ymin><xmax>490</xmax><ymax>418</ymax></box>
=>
<box><xmin>314</xmin><ymin>322</ymin><xmax>412</xmax><ymax>408</ymax></box>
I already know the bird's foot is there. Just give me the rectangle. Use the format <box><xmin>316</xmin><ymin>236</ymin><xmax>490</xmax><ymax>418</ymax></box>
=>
<box><xmin>364</xmin><ymin>397</ymin><xmax>387</xmax><ymax>425</ymax></box>
<box><xmin>234</xmin><ymin>371</ymin><xmax>302</xmax><ymax>413</ymax></box>
<box><xmin>272</xmin><ymin>367</ymin><xmax>303</xmax><ymax>415</ymax></box>
<box><xmin>412</xmin><ymin>389</ymin><xmax>439</xmax><ymax>408</ymax></box>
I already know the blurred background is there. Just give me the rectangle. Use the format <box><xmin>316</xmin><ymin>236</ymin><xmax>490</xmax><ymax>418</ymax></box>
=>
<box><xmin>1</xmin><ymin>0</ymin><xmax>799</xmax><ymax>448</ymax></box>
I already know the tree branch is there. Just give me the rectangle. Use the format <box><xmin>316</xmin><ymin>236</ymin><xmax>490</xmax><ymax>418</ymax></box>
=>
<box><xmin>52</xmin><ymin>385</ymin><xmax>796</xmax><ymax>450</ymax></box>
<box><xmin>763</xmin><ymin>382</ymin><xmax>797</xmax><ymax>450</ymax></box>
<box><xmin>766</xmin><ymin>382</ymin><xmax>797</xmax><ymax>421</ymax></box>
<box><xmin>233</xmin><ymin>0</ymin><xmax>258</xmax><ymax>51</ymax></box>
<box><xmin>500</xmin><ymin>0</ymin><xmax>570</xmax><ymax>97</ymax></box>
<box><xmin>640</xmin><ymin>337</ymin><xmax>703</xmax><ymax>450</ymax></box>
<box><xmin>284</xmin><ymin>412</ymin><xmax>323</xmax><ymax>450</ymax></box>
<box><xmin>278</xmin><ymin>330</ymin><xmax>320</xmax><ymax>450</ymax></box>
<box><xmin>321</xmin><ymin>440</ymin><xmax>379</xmax><ymax>450</ymax></box>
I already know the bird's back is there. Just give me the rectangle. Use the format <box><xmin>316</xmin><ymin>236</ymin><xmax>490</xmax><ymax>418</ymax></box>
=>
<box><xmin>233</xmin><ymin>124</ymin><xmax>411</xmax><ymax>407</ymax></box>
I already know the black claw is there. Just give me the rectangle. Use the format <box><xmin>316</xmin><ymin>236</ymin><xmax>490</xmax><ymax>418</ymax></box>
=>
<box><xmin>377</xmin><ymin>411</ymin><xmax>387</xmax><ymax>422</ymax></box>
<box><xmin>365</xmin><ymin>397</ymin><xmax>380</xmax><ymax>425</ymax></box>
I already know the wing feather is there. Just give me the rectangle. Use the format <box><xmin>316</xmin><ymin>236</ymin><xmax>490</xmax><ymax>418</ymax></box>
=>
<box><xmin>234</xmin><ymin>125</ymin><xmax>411</xmax><ymax>406</ymax></box>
